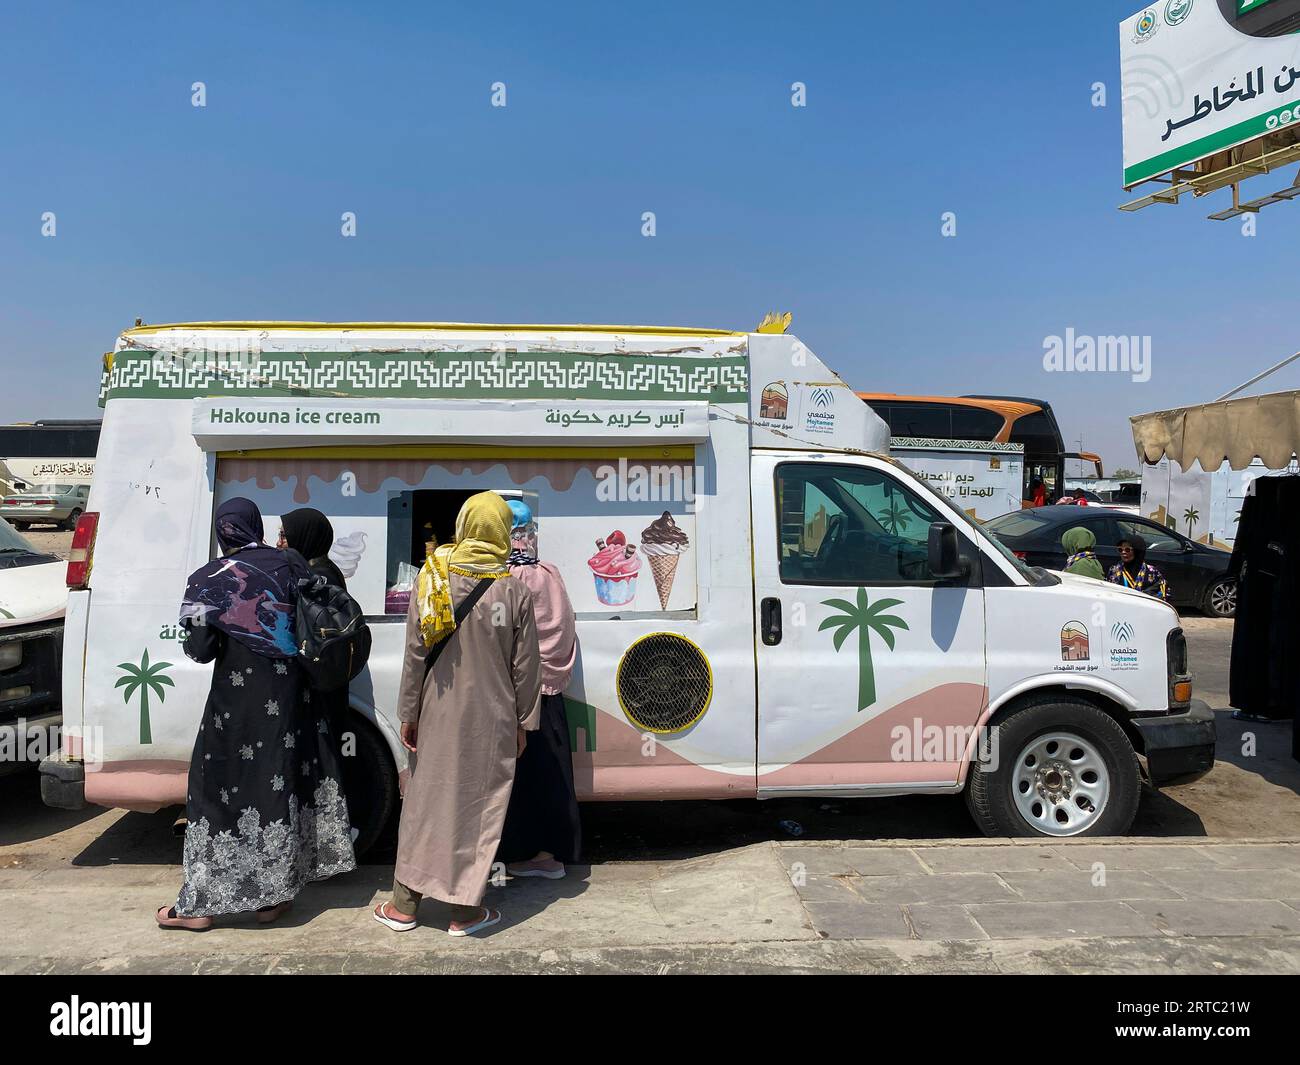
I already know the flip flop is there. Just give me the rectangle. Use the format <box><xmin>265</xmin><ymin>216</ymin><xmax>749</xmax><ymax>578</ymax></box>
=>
<box><xmin>156</xmin><ymin>904</ymin><xmax>213</xmax><ymax>931</ymax></box>
<box><xmin>256</xmin><ymin>900</ymin><xmax>293</xmax><ymax>924</ymax></box>
<box><xmin>373</xmin><ymin>902</ymin><xmax>417</xmax><ymax>932</ymax></box>
<box><xmin>447</xmin><ymin>907</ymin><xmax>501</xmax><ymax>937</ymax></box>
<box><xmin>507</xmin><ymin>862</ymin><xmax>566</xmax><ymax>880</ymax></box>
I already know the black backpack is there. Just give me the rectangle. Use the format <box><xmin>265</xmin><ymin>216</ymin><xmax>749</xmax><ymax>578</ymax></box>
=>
<box><xmin>288</xmin><ymin>552</ymin><xmax>372</xmax><ymax>691</ymax></box>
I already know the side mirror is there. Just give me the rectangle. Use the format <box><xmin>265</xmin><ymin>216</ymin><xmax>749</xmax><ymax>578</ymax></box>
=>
<box><xmin>928</xmin><ymin>523</ymin><xmax>964</xmax><ymax>579</ymax></box>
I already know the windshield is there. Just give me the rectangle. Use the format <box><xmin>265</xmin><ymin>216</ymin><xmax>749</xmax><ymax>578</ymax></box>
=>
<box><xmin>985</xmin><ymin>509</ymin><xmax>1060</xmax><ymax>538</ymax></box>
<box><xmin>883</xmin><ymin>457</ymin><xmax>1047</xmax><ymax>584</ymax></box>
<box><xmin>0</xmin><ymin>518</ymin><xmax>39</xmax><ymax>554</ymax></box>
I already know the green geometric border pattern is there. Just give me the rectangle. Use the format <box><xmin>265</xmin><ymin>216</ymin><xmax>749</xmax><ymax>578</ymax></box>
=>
<box><xmin>102</xmin><ymin>349</ymin><xmax>749</xmax><ymax>404</ymax></box>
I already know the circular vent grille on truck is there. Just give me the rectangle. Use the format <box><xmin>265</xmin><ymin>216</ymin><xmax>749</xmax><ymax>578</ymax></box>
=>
<box><xmin>616</xmin><ymin>633</ymin><xmax>713</xmax><ymax>734</ymax></box>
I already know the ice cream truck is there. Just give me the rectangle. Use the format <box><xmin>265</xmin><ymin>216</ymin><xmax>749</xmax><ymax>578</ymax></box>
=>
<box><xmin>39</xmin><ymin>321</ymin><xmax>1214</xmax><ymax>844</ymax></box>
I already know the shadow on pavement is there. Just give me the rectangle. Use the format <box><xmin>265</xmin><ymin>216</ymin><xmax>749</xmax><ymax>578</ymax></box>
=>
<box><xmin>0</xmin><ymin>771</ymin><xmax>106</xmax><ymax>847</ymax></box>
<box><xmin>1211</xmin><ymin>708</ymin><xmax>1299</xmax><ymax>795</ymax></box>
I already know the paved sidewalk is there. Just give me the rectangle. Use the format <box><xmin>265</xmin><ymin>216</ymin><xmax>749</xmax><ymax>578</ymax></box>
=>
<box><xmin>3</xmin><ymin>838</ymin><xmax>1300</xmax><ymax>974</ymax></box>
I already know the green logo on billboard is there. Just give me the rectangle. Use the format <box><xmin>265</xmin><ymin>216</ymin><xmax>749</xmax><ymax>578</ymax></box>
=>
<box><xmin>115</xmin><ymin>648</ymin><xmax>175</xmax><ymax>745</ymax></box>
<box><xmin>1165</xmin><ymin>0</ymin><xmax>1193</xmax><ymax>24</ymax></box>
<box><xmin>1238</xmin><ymin>0</ymin><xmax>1277</xmax><ymax>14</ymax></box>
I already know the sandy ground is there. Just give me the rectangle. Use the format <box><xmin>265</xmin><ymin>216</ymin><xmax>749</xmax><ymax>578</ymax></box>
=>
<box><xmin>20</xmin><ymin>528</ymin><xmax>71</xmax><ymax>559</ymax></box>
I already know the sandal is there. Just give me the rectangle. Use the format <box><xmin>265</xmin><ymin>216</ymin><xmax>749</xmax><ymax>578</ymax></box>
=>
<box><xmin>156</xmin><ymin>904</ymin><xmax>213</xmax><ymax>931</ymax></box>
<box><xmin>447</xmin><ymin>907</ymin><xmax>501</xmax><ymax>937</ymax></box>
<box><xmin>507</xmin><ymin>859</ymin><xmax>566</xmax><ymax>880</ymax></box>
<box><xmin>256</xmin><ymin>900</ymin><xmax>293</xmax><ymax>924</ymax></box>
<box><xmin>373</xmin><ymin>902</ymin><xmax>417</xmax><ymax>932</ymax></box>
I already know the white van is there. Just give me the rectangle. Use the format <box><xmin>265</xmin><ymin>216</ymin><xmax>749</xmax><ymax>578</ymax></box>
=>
<box><xmin>40</xmin><ymin>321</ymin><xmax>1214</xmax><ymax>843</ymax></box>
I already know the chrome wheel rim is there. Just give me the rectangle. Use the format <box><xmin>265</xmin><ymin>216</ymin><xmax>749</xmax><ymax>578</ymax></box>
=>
<box><xmin>1210</xmin><ymin>581</ymin><xmax>1236</xmax><ymax>616</ymax></box>
<box><xmin>1011</xmin><ymin>732</ymin><xmax>1110</xmax><ymax>836</ymax></box>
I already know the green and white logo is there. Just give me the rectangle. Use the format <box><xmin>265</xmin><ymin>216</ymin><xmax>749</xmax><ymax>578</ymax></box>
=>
<box><xmin>1165</xmin><ymin>0</ymin><xmax>1193</xmax><ymax>25</ymax></box>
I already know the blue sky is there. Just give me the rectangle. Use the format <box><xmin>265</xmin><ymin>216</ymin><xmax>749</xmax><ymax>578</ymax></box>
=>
<box><xmin>2</xmin><ymin>0</ymin><xmax>1296</xmax><ymax>471</ymax></box>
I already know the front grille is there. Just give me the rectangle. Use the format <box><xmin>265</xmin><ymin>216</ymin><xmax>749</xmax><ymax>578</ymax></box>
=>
<box><xmin>0</xmin><ymin>621</ymin><xmax>63</xmax><ymax>727</ymax></box>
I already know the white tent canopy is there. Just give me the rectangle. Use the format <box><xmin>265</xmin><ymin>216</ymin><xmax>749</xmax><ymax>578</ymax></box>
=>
<box><xmin>1130</xmin><ymin>390</ymin><xmax>1300</xmax><ymax>472</ymax></box>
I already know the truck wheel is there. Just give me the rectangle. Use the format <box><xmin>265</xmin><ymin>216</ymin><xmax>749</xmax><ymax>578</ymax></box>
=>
<box><xmin>338</xmin><ymin>713</ymin><xmax>398</xmax><ymax>857</ymax></box>
<box><xmin>966</xmin><ymin>697</ymin><xmax>1141</xmax><ymax>837</ymax></box>
<box><xmin>1203</xmin><ymin>578</ymin><xmax>1236</xmax><ymax>619</ymax></box>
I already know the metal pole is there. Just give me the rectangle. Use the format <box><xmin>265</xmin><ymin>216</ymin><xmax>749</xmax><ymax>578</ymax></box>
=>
<box><xmin>1215</xmin><ymin>350</ymin><xmax>1300</xmax><ymax>402</ymax></box>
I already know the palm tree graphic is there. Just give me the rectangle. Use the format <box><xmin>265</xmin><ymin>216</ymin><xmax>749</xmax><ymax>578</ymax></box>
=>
<box><xmin>819</xmin><ymin>589</ymin><xmax>910</xmax><ymax>711</ymax></box>
<box><xmin>115</xmin><ymin>648</ymin><xmax>175</xmax><ymax>744</ymax></box>
<box><xmin>876</xmin><ymin>496</ymin><xmax>913</xmax><ymax>536</ymax></box>
<box><xmin>1182</xmin><ymin>506</ymin><xmax>1200</xmax><ymax>536</ymax></box>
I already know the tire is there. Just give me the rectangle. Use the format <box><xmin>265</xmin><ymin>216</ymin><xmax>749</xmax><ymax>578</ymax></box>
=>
<box><xmin>1202</xmin><ymin>578</ymin><xmax>1237</xmax><ymax>619</ymax></box>
<box><xmin>12</xmin><ymin>522</ymin><xmax>28</xmax><ymax>531</ymax></box>
<box><xmin>966</xmin><ymin>695</ymin><xmax>1141</xmax><ymax>838</ymax></box>
<box><xmin>337</xmin><ymin>712</ymin><xmax>398</xmax><ymax>857</ymax></box>
<box><xmin>62</xmin><ymin>508</ymin><xmax>82</xmax><ymax>532</ymax></box>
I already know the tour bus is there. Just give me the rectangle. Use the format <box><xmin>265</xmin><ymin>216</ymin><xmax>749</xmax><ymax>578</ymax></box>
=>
<box><xmin>40</xmin><ymin>321</ymin><xmax>1214</xmax><ymax>844</ymax></box>
<box><xmin>858</xmin><ymin>394</ymin><xmax>1105</xmax><ymax>505</ymax></box>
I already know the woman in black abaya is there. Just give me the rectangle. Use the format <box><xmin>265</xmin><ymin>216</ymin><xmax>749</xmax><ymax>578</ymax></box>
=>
<box><xmin>156</xmin><ymin>497</ymin><xmax>356</xmax><ymax>930</ymax></box>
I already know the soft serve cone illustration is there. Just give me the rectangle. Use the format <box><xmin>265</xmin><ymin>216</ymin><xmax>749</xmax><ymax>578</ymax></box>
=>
<box><xmin>329</xmin><ymin>530</ymin><xmax>367</xmax><ymax>579</ymax></box>
<box><xmin>641</xmin><ymin>512</ymin><xmax>689</xmax><ymax>609</ymax></box>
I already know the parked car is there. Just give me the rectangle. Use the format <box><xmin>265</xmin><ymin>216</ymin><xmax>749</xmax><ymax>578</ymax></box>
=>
<box><xmin>0</xmin><ymin>517</ymin><xmax>66</xmax><ymax>776</ymax></box>
<box><xmin>985</xmin><ymin>507</ymin><xmax>1236</xmax><ymax>618</ymax></box>
<box><xmin>1</xmin><ymin>483</ymin><xmax>90</xmax><ymax>530</ymax></box>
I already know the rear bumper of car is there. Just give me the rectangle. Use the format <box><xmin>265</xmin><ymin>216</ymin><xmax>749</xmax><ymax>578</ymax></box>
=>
<box><xmin>1132</xmin><ymin>699</ymin><xmax>1216</xmax><ymax>786</ymax></box>
<box><xmin>1</xmin><ymin>507</ymin><xmax>70</xmax><ymax>523</ymax></box>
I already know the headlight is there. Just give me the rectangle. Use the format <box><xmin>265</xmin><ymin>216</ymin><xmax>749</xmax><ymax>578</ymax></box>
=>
<box><xmin>0</xmin><ymin>642</ymin><xmax>22</xmax><ymax>671</ymax></box>
<box><xmin>1166</xmin><ymin>629</ymin><xmax>1191</xmax><ymax>709</ymax></box>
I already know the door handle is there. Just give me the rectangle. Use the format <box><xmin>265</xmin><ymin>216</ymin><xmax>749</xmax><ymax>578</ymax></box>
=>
<box><xmin>761</xmin><ymin>597</ymin><xmax>782</xmax><ymax>645</ymax></box>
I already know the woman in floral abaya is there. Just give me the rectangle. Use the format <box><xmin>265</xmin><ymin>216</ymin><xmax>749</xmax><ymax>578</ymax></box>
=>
<box><xmin>156</xmin><ymin>497</ymin><xmax>356</xmax><ymax>930</ymax></box>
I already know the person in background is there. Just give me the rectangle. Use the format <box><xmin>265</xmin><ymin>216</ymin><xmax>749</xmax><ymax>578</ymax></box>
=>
<box><xmin>1108</xmin><ymin>535</ymin><xmax>1168</xmax><ymax>600</ymax></box>
<box><xmin>158</xmin><ymin>497</ymin><xmax>355</xmax><ymax>930</ymax></box>
<box><xmin>1029</xmin><ymin>478</ymin><xmax>1047</xmax><ymax>508</ymax></box>
<box><xmin>1061</xmin><ymin>526</ymin><xmax>1105</xmax><ymax>580</ymax></box>
<box><xmin>497</xmin><ymin>499</ymin><xmax>581</xmax><ymax>880</ymax></box>
<box><xmin>279</xmin><ymin>507</ymin><xmax>357</xmax><ymax>843</ymax></box>
<box><xmin>374</xmin><ymin>492</ymin><xmax>541</xmax><ymax>936</ymax></box>
<box><xmin>279</xmin><ymin>507</ymin><xmax>346</xmax><ymax>588</ymax></box>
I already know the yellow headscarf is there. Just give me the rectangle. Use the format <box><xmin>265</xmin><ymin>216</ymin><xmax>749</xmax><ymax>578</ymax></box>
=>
<box><xmin>416</xmin><ymin>492</ymin><xmax>513</xmax><ymax>648</ymax></box>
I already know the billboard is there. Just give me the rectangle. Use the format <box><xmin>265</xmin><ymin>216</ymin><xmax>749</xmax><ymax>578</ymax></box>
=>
<box><xmin>1121</xmin><ymin>0</ymin><xmax>1300</xmax><ymax>187</ymax></box>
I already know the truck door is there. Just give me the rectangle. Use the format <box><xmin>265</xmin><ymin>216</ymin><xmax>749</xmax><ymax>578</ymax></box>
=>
<box><xmin>750</xmin><ymin>452</ymin><xmax>988</xmax><ymax>793</ymax></box>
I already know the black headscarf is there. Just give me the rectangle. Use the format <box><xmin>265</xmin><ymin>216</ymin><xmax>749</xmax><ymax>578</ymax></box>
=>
<box><xmin>179</xmin><ymin>497</ymin><xmax>309</xmax><ymax>658</ymax></box>
<box><xmin>281</xmin><ymin>508</ymin><xmax>333</xmax><ymax>561</ymax></box>
<box><xmin>1118</xmin><ymin>535</ymin><xmax>1148</xmax><ymax>576</ymax></box>
<box><xmin>281</xmin><ymin>507</ymin><xmax>347</xmax><ymax>588</ymax></box>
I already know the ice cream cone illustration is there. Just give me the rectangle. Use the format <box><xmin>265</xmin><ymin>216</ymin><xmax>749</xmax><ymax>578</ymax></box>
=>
<box><xmin>328</xmin><ymin>530</ymin><xmax>367</xmax><ymax>579</ymax></box>
<box><xmin>641</xmin><ymin>512</ymin><xmax>689</xmax><ymax>609</ymax></box>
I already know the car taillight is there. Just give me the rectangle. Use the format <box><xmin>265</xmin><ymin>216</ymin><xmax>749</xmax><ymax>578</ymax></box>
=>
<box><xmin>66</xmin><ymin>511</ymin><xmax>99</xmax><ymax>589</ymax></box>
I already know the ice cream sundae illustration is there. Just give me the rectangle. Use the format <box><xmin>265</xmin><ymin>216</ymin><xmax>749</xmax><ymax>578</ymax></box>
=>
<box><xmin>641</xmin><ymin>512</ymin><xmax>689</xmax><ymax>609</ymax></box>
<box><xmin>329</xmin><ymin>530</ymin><xmax>367</xmax><ymax>579</ymax></box>
<box><xmin>587</xmin><ymin>530</ymin><xmax>641</xmax><ymax>606</ymax></box>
